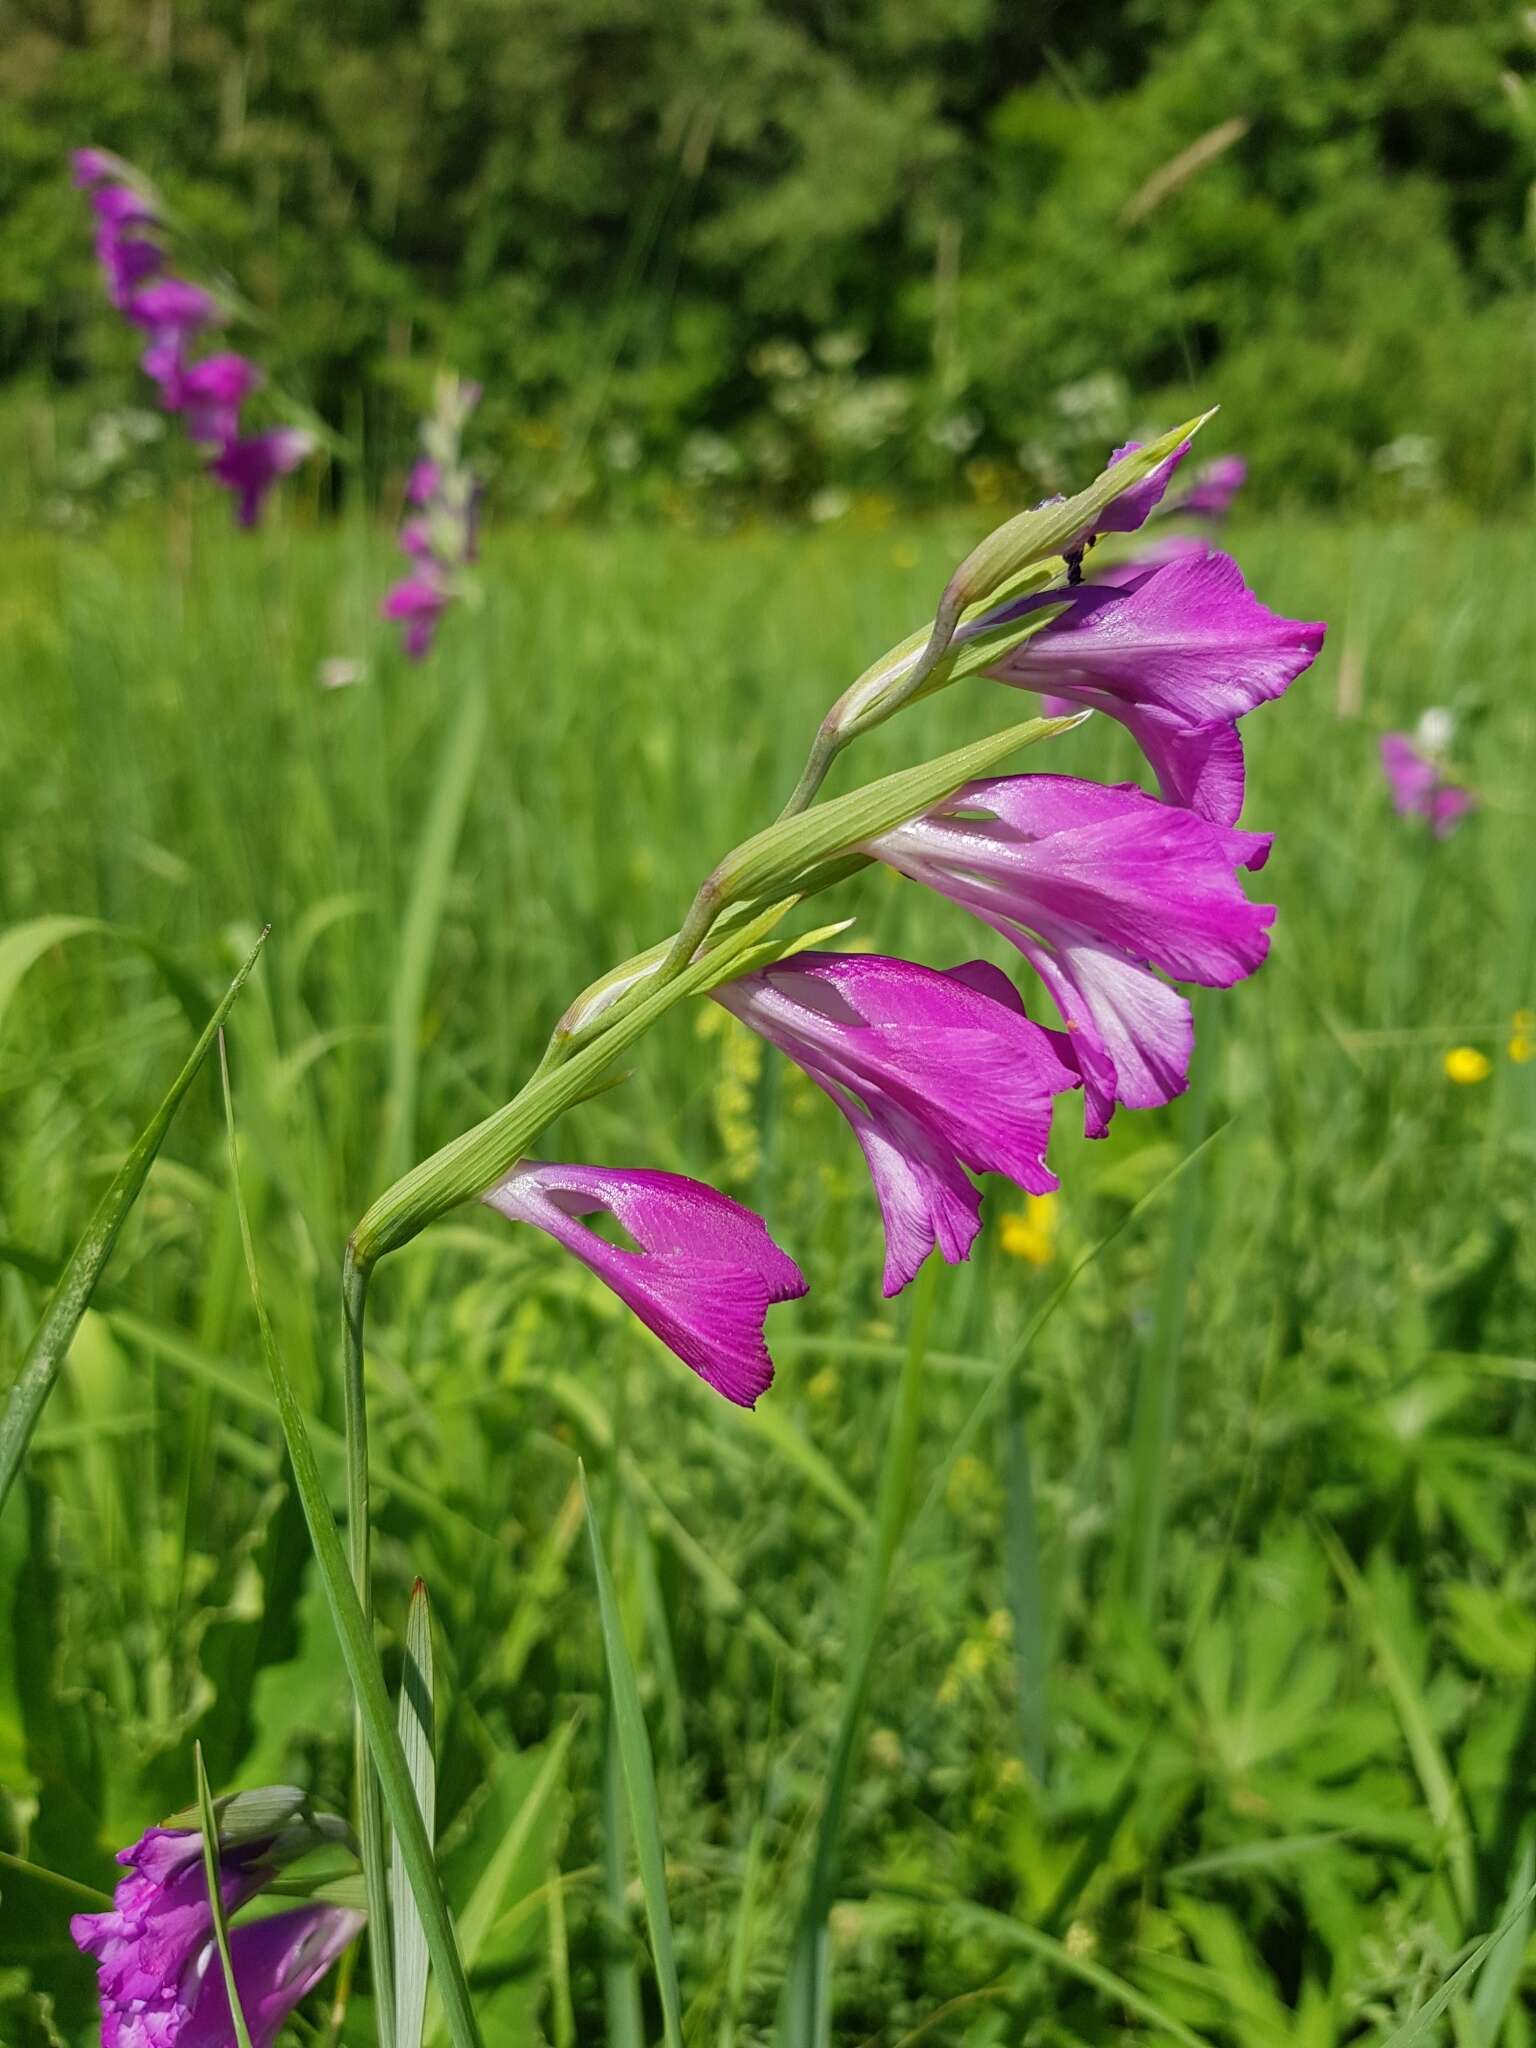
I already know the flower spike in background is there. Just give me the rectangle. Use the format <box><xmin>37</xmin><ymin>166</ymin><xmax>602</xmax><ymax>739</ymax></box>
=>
<box><xmin>72</xmin><ymin>146</ymin><xmax>313</xmax><ymax>526</ymax></box>
<box><xmin>483</xmin><ymin>1162</ymin><xmax>806</xmax><ymax>1407</ymax></box>
<box><xmin>714</xmin><ymin>951</ymin><xmax>1077</xmax><ymax>1295</ymax></box>
<box><xmin>381</xmin><ymin>374</ymin><xmax>482</xmax><ymax>659</ymax></box>
<box><xmin>867</xmin><ymin>773</ymin><xmax>1275</xmax><ymax>1138</ymax></box>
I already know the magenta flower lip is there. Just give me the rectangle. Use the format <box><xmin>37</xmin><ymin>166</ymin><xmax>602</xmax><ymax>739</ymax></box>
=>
<box><xmin>867</xmin><ymin>772</ymin><xmax>1275</xmax><ymax>1138</ymax></box>
<box><xmin>715</xmin><ymin>950</ymin><xmax>1078</xmax><ymax>1296</ymax></box>
<box><xmin>484</xmin><ymin>1162</ymin><xmax>806</xmax><ymax>1407</ymax></box>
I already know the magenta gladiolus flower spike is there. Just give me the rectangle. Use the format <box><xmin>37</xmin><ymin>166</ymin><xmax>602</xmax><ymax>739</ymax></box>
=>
<box><xmin>70</xmin><ymin>1791</ymin><xmax>356</xmax><ymax>2048</ymax></box>
<box><xmin>208</xmin><ymin>427</ymin><xmax>315</xmax><ymax>526</ymax></box>
<box><xmin>1381</xmin><ymin>731</ymin><xmax>1475</xmax><ymax>838</ymax></box>
<box><xmin>93</xmin><ymin>183</ymin><xmax>159</xmax><ymax>231</ymax></box>
<box><xmin>867</xmin><ymin>774</ymin><xmax>1274</xmax><ymax>1138</ymax></box>
<box><xmin>382</xmin><ymin>377</ymin><xmax>481</xmax><ymax>658</ymax></box>
<box><xmin>483</xmin><ymin>1162</ymin><xmax>806</xmax><ymax>1407</ymax></box>
<box><xmin>984</xmin><ymin>548</ymin><xmax>1325</xmax><ymax>824</ymax></box>
<box><xmin>714</xmin><ymin>951</ymin><xmax>1078</xmax><ymax>1295</ymax></box>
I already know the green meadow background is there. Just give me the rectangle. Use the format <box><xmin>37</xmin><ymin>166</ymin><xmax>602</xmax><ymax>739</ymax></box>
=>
<box><xmin>5</xmin><ymin>0</ymin><xmax>1536</xmax><ymax>2039</ymax></box>
<box><xmin>0</xmin><ymin>508</ymin><xmax>1532</xmax><ymax>2044</ymax></box>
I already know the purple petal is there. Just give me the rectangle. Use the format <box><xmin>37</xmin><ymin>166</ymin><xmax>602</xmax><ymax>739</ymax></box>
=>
<box><xmin>1089</xmin><ymin>437</ymin><xmax>1192</xmax><ymax>538</ymax></box>
<box><xmin>126</xmin><ymin>277</ymin><xmax>218</xmax><ymax>338</ymax></box>
<box><xmin>483</xmin><ymin>1163</ymin><xmax>806</xmax><ymax>1407</ymax></box>
<box><xmin>96</xmin><ymin>227</ymin><xmax>165</xmax><ymax>310</ymax></box>
<box><xmin>72</xmin><ymin>147</ymin><xmax>117</xmax><ymax>189</ymax></box>
<box><xmin>406</xmin><ymin>459</ymin><xmax>440</xmax><ymax>506</ymax></box>
<box><xmin>714</xmin><ymin>951</ymin><xmax>1078</xmax><ymax>1296</ymax></box>
<box><xmin>1380</xmin><ymin>733</ymin><xmax>1437</xmax><ymax>816</ymax></box>
<box><xmin>178</xmin><ymin>1906</ymin><xmax>364</xmax><ymax>2048</ymax></box>
<box><xmin>179</xmin><ymin>353</ymin><xmax>263</xmax><ymax>443</ymax></box>
<box><xmin>1429</xmin><ymin>784</ymin><xmax>1476</xmax><ymax>837</ymax></box>
<box><xmin>92</xmin><ymin>183</ymin><xmax>158</xmax><ymax>230</ymax></box>
<box><xmin>866</xmin><ymin>773</ymin><xmax>1275</xmax><ymax>1135</ymax></box>
<box><xmin>380</xmin><ymin>573</ymin><xmax>450</xmax><ymax>658</ymax></box>
<box><xmin>207</xmin><ymin>428</ymin><xmax>314</xmax><ymax>528</ymax></box>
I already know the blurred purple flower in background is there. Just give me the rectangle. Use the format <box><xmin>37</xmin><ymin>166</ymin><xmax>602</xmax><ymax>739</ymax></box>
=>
<box><xmin>73</xmin><ymin>147</ymin><xmax>313</xmax><ymax>526</ymax></box>
<box><xmin>381</xmin><ymin>376</ymin><xmax>482</xmax><ymax>660</ymax></box>
<box><xmin>483</xmin><ymin>1161</ymin><xmax>807</xmax><ymax>1407</ymax></box>
<box><xmin>1381</xmin><ymin>714</ymin><xmax>1476</xmax><ymax>837</ymax></box>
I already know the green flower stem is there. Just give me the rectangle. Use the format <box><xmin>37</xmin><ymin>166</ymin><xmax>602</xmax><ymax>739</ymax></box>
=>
<box><xmin>342</xmin><ymin>1246</ymin><xmax>395</xmax><ymax>2048</ymax></box>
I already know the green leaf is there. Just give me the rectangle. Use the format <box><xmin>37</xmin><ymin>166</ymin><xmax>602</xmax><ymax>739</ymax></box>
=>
<box><xmin>394</xmin><ymin>1580</ymin><xmax>437</xmax><ymax>2048</ymax></box>
<box><xmin>581</xmin><ymin>1465</ymin><xmax>685</xmax><ymax>2048</ymax></box>
<box><xmin>0</xmin><ymin>929</ymin><xmax>267</xmax><ymax>1518</ymax></box>
<box><xmin>216</xmin><ymin>1044</ymin><xmax>484</xmax><ymax>2048</ymax></box>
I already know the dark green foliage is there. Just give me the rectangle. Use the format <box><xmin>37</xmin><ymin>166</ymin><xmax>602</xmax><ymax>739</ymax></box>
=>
<box><xmin>2</xmin><ymin>0</ymin><xmax>1533</xmax><ymax>515</ymax></box>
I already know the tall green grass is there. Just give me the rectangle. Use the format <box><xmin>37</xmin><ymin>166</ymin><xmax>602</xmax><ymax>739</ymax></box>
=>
<box><xmin>0</xmin><ymin>507</ymin><xmax>1533</xmax><ymax>2044</ymax></box>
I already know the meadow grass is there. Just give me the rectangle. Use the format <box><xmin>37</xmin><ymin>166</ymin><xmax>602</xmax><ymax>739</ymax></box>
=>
<box><xmin>0</xmin><ymin>507</ymin><xmax>1533</xmax><ymax>2046</ymax></box>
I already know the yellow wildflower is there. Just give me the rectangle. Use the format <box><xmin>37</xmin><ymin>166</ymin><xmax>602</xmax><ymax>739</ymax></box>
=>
<box><xmin>999</xmin><ymin>1193</ymin><xmax>1059</xmax><ymax>1265</ymax></box>
<box><xmin>1444</xmin><ymin>1046</ymin><xmax>1492</xmax><ymax>1085</ymax></box>
<box><xmin>889</xmin><ymin>542</ymin><xmax>919</xmax><ymax>570</ymax></box>
<box><xmin>1512</xmin><ymin>1011</ymin><xmax>1535</xmax><ymax>1063</ymax></box>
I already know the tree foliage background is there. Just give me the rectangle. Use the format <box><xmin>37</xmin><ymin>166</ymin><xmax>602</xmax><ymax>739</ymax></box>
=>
<box><xmin>3</xmin><ymin>0</ymin><xmax>1534</xmax><ymax>515</ymax></box>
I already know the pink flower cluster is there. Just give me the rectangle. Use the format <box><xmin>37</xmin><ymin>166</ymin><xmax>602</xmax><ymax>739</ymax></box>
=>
<box><xmin>72</xmin><ymin>148</ymin><xmax>312</xmax><ymax>526</ymax></box>
<box><xmin>481</xmin><ymin>440</ymin><xmax>1326</xmax><ymax>1408</ymax></box>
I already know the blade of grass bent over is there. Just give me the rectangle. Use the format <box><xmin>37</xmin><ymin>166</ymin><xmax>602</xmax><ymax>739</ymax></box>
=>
<box><xmin>217</xmin><ymin>1041</ymin><xmax>484</xmax><ymax>2048</ymax></box>
<box><xmin>0</xmin><ymin>929</ymin><xmax>267</xmax><ymax>1518</ymax></box>
<box><xmin>194</xmin><ymin>1739</ymin><xmax>256</xmax><ymax>2048</ymax></box>
<box><xmin>581</xmin><ymin>1463</ymin><xmax>685</xmax><ymax>2048</ymax></box>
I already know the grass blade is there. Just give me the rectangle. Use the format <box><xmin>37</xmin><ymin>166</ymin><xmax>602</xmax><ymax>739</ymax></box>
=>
<box><xmin>0</xmin><ymin>929</ymin><xmax>267</xmax><ymax>1518</ymax></box>
<box><xmin>376</xmin><ymin>677</ymin><xmax>489</xmax><ymax>1188</ymax></box>
<box><xmin>394</xmin><ymin>1579</ymin><xmax>437</xmax><ymax>2048</ymax></box>
<box><xmin>1373</xmin><ymin>1879</ymin><xmax>1536</xmax><ymax>2048</ymax></box>
<box><xmin>1321</xmin><ymin>1527</ymin><xmax>1477</xmax><ymax>1928</ymax></box>
<box><xmin>1001</xmin><ymin>1375</ymin><xmax>1048</xmax><ymax>1784</ymax></box>
<box><xmin>217</xmin><ymin>1040</ymin><xmax>484</xmax><ymax>2048</ymax></box>
<box><xmin>193</xmin><ymin>1739</ymin><xmax>256</xmax><ymax>2048</ymax></box>
<box><xmin>581</xmin><ymin>1463</ymin><xmax>686</xmax><ymax>2048</ymax></box>
<box><xmin>1470</xmin><ymin>1830</ymin><xmax>1534</xmax><ymax>2047</ymax></box>
<box><xmin>600</xmin><ymin>1716</ymin><xmax>645</xmax><ymax>2048</ymax></box>
<box><xmin>777</xmin><ymin>1254</ymin><xmax>939</xmax><ymax>2048</ymax></box>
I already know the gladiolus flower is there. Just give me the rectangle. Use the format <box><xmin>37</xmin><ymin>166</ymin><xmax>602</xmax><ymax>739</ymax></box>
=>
<box><xmin>982</xmin><ymin>549</ymin><xmax>1326</xmax><ymax>824</ymax></box>
<box><xmin>93</xmin><ymin>183</ymin><xmax>159</xmax><ymax>230</ymax></box>
<box><xmin>177</xmin><ymin>352</ymin><xmax>262</xmax><ymax>444</ymax></box>
<box><xmin>483</xmin><ymin>1162</ymin><xmax>807</xmax><ymax>1406</ymax></box>
<box><xmin>380</xmin><ymin>573</ymin><xmax>451</xmax><ymax>659</ymax></box>
<box><xmin>70</xmin><ymin>1791</ymin><xmax>357</xmax><ymax>2048</ymax></box>
<box><xmin>127</xmin><ymin>278</ymin><xmax>221</xmax><ymax>394</ymax></box>
<box><xmin>866</xmin><ymin>773</ymin><xmax>1274</xmax><ymax>1138</ymax></box>
<box><xmin>208</xmin><ymin>427</ymin><xmax>315</xmax><ymax>527</ymax></box>
<box><xmin>407</xmin><ymin>459</ymin><xmax>440</xmax><ymax>505</ymax></box>
<box><xmin>95</xmin><ymin>225</ymin><xmax>164</xmax><ymax>309</ymax></box>
<box><xmin>1380</xmin><ymin>732</ymin><xmax>1475</xmax><ymax>838</ymax></box>
<box><xmin>713</xmin><ymin>951</ymin><xmax>1077</xmax><ymax>1295</ymax></box>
